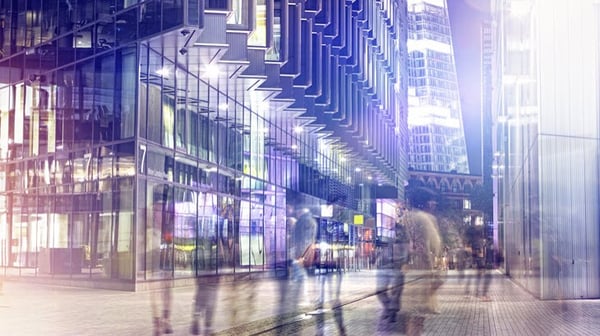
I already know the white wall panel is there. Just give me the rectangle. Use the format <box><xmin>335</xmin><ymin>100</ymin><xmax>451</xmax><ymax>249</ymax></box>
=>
<box><xmin>503</xmin><ymin>0</ymin><xmax>600</xmax><ymax>299</ymax></box>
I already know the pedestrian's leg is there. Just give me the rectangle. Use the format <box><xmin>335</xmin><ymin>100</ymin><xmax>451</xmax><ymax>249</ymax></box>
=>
<box><xmin>162</xmin><ymin>284</ymin><xmax>173</xmax><ymax>334</ymax></box>
<box><xmin>150</xmin><ymin>288</ymin><xmax>161</xmax><ymax>336</ymax></box>
<box><xmin>388</xmin><ymin>271</ymin><xmax>405</xmax><ymax>322</ymax></box>
<box><xmin>464</xmin><ymin>269</ymin><xmax>472</xmax><ymax>296</ymax></box>
<box><xmin>481</xmin><ymin>269</ymin><xmax>492</xmax><ymax>301</ymax></box>
<box><xmin>208</xmin><ymin>282</ymin><xmax>219</xmax><ymax>334</ymax></box>
<box><xmin>376</xmin><ymin>270</ymin><xmax>392</xmax><ymax>319</ymax></box>
<box><xmin>190</xmin><ymin>279</ymin><xmax>202</xmax><ymax>335</ymax></box>
<box><xmin>427</xmin><ymin>273</ymin><xmax>442</xmax><ymax>313</ymax></box>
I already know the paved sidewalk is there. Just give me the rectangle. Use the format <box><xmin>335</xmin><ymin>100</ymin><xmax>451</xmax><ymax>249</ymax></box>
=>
<box><xmin>1</xmin><ymin>270</ymin><xmax>387</xmax><ymax>336</ymax></box>
<box><xmin>279</xmin><ymin>270</ymin><xmax>600</xmax><ymax>336</ymax></box>
<box><xmin>1</xmin><ymin>269</ymin><xmax>600</xmax><ymax>335</ymax></box>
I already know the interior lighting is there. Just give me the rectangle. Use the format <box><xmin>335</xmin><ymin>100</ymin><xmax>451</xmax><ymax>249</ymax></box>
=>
<box><xmin>204</xmin><ymin>63</ymin><xmax>220</xmax><ymax>78</ymax></box>
<box><xmin>293</xmin><ymin>126</ymin><xmax>303</xmax><ymax>134</ymax></box>
<box><xmin>156</xmin><ymin>67</ymin><xmax>170</xmax><ymax>78</ymax></box>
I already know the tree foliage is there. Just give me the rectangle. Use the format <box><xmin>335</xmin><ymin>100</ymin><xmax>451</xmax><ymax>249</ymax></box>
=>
<box><xmin>469</xmin><ymin>183</ymin><xmax>493</xmax><ymax>220</ymax></box>
<box><xmin>404</xmin><ymin>178</ymin><xmax>479</xmax><ymax>251</ymax></box>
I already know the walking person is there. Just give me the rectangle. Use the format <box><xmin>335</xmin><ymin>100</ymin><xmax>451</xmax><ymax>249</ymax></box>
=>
<box><xmin>475</xmin><ymin>239</ymin><xmax>493</xmax><ymax>301</ymax></box>
<box><xmin>315</xmin><ymin>271</ymin><xmax>347</xmax><ymax>336</ymax></box>
<box><xmin>406</xmin><ymin>197</ymin><xmax>443</xmax><ymax>314</ymax></box>
<box><xmin>276</xmin><ymin>205</ymin><xmax>317</xmax><ymax>335</ymax></box>
<box><xmin>190</xmin><ymin>278</ymin><xmax>219</xmax><ymax>335</ymax></box>
<box><xmin>376</xmin><ymin>219</ymin><xmax>410</xmax><ymax>323</ymax></box>
<box><xmin>149</xmin><ymin>214</ymin><xmax>174</xmax><ymax>335</ymax></box>
<box><xmin>149</xmin><ymin>186</ymin><xmax>174</xmax><ymax>335</ymax></box>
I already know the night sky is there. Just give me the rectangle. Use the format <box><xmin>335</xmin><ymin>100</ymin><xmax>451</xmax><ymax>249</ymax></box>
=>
<box><xmin>447</xmin><ymin>0</ymin><xmax>490</xmax><ymax>176</ymax></box>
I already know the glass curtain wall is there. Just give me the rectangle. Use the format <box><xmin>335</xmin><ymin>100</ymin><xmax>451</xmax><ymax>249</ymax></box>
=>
<box><xmin>137</xmin><ymin>40</ymin><xmax>293</xmax><ymax>278</ymax></box>
<box><xmin>0</xmin><ymin>0</ymin><xmax>143</xmax><ymax>282</ymax></box>
<box><xmin>0</xmin><ymin>0</ymin><xmax>390</xmax><ymax>286</ymax></box>
<box><xmin>135</xmin><ymin>31</ymin><xmax>361</xmax><ymax>279</ymax></box>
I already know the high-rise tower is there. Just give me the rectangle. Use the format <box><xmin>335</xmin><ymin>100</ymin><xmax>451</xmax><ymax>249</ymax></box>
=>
<box><xmin>407</xmin><ymin>0</ymin><xmax>469</xmax><ymax>173</ymax></box>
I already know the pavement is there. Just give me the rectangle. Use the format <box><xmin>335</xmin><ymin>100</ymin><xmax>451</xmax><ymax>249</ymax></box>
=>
<box><xmin>1</xmin><ymin>269</ymin><xmax>600</xmax><ymax>335</ymax></box>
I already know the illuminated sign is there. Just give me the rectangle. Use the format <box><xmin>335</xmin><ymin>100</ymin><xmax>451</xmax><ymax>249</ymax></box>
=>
<box><xmin>354</xmin><ymin>215</ymin><xmax>364</xmax><ymax>225</ymax></box>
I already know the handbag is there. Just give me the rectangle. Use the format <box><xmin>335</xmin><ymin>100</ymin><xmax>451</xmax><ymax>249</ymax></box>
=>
<box><xmin>300</xmin><ymin>243</ymin><xmax>317</xmax><ymax>268</ymax></box>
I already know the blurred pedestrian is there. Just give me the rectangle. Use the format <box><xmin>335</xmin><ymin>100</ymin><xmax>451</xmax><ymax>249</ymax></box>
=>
<box><xmin>475</xmin><ymin>240</ymin><xmax>492</xmax><ymax>301</ymax></box>
<box><xmin>407</xmin><ymin>199</ymin><xmax>443</xmax><ymax>314</ymax></box>
<box><xmin>149</xmin><ymin>187</ymin><xmax>174</xmax><ymax>335</ymax></box>
<box><xmin>223</xmin><ymin>275</ymin><xmax>257</xmax><ymax>330</ymax></box>
<box><xmin>291</xmin><ymin>208</ymin><xmax>318</xmax><ymax>281</ymax></box>
<box><xmin>315</xmin><ymin>271</ymin><xmax>347</xmax><ymax>336</ymax></box>
<box><xmin>276</xmin><ymin>205</ymin><xmax>317</xmax><ymax>335</ymax></box>
<box><xmin>456</xmin><ymin>244</ymin><xmax>469</xmax><ymax>284</ymax></box>
<box><xmin>376</xmin><ymin>219</ymin><xmax>410</xmax><ymax>323</ymax></box>
<box><xmin>149</xmin><ymin>218</ymin><xmax>174</xmax><ymax>335</ymax></box>
<box><xmin>190</xmin><ymin>278</ymin><xmax>219</xmax><ymax>335</ymax></box>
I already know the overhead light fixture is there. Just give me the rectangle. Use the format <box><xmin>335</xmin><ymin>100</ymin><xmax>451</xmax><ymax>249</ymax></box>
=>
<box><xmin>156</xmin><ymin>67</ymin><xmax>170</xmax><ymax>78</ymax></box>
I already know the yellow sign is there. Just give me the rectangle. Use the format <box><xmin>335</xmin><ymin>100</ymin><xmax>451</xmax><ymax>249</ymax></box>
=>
<box><xmin>354</xmin><ymin>215</ymin><xmax>364</xmax><ymax>225</ymax></box>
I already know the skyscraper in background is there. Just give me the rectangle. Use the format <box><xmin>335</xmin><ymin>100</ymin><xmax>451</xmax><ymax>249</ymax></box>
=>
<box><xmin>407</xmin><ymin>0</ymin><xmax>469</xmax><ymax>173</ymax></box>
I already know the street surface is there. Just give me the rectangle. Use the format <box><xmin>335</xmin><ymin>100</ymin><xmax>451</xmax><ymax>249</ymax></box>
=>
<box><xmin>1</xmin><ymin>270</ymin><xmax>600</xmax><ymax>335</ymax></box>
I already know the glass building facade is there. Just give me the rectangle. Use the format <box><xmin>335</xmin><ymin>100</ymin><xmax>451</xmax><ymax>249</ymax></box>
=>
<box><xmin>0</xmin><ymin>0</ymin><xmax>409</xmax><ymax>289</ymax></box>
<box><xmin>493</xmin><ymin>0</ymin><xmax>600</xmax><ymax>299</ymax></box>
<box><xmin>406</xmin><ymin>0</ymin><xmax>469</xmax><ymax>173</ymax></box>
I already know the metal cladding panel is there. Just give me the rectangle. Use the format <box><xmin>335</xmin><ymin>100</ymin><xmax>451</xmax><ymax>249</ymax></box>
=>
<box><xmin>242</xmin><ymin>49</ymin><xmax>267</xmax><ymax>76</ymax></box>
<box><xmin>535</xmin><ymin>136</ymin><xmax>600</xmax><ymax>300</ymax></box>
<box><xmin>222</xmin><ymin>32</ymin><xmax>248</xmax><ymax>61</ymax></box>
<box><xmin>196</xmin><ymin>13</ymin><xmax>228</xmax><ymax>44</ymax></box>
